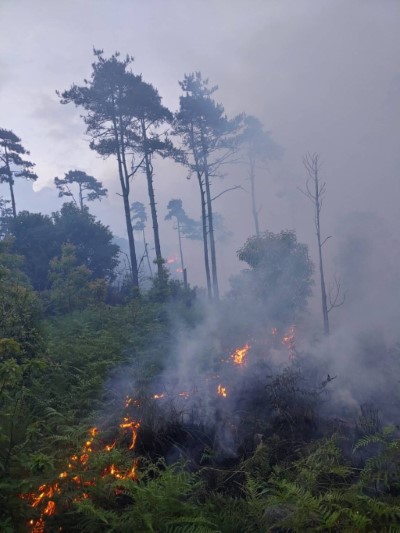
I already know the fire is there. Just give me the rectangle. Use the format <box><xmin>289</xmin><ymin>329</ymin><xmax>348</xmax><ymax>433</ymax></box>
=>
<box><xmin>102</xmin><ymin>459</ymin><xmax>138</xmax><ymax>481</ymax></box>
<box><xmin>153</xmin><ymin>393</ymin><xmax>165</xmax><ymax>400</ymax></box>
<box><xmin>125</xmin><ymin>395</ymin><xmax>140</xmax><ymax>408</ymax></box>
<box><xmin>271</xmin><ymin>327</ymin><xmax>278</xmax><ymax>337</ymax></box>
<box><xmin>125</xmin><ymin>395</ymin><xmax>133</xmax><ymax>408</ymax></box>
<box><xmin>281</xmin><ymin>325</ymin><xmax>296</xmax><ymax>359</ymax></box>
<box><xmin>178</xmin><ymin>391</ymin><xmax>189</xmax><ymax>398</ymax></box>
<box><xmin>119</xmin><ymin>417</ymin><xmax>141</xmax><ymax>450</ymax></box>
<box><xmin>231</xmin><ymin>343</ymin><xmax>250</xmax><ymax>366</ymax></box>
<box><xmin>43</xmin><ymin>500</ymin><xmax>56</xmax><ymax>516</ymax></box>
<box><xmin>25</xmin><ymin>404</ymin><xmax>142</xmax><ymax>531</ymax></box>
<box><xmin>29</xmin><ymin>517</ymin><xmax>45</xmax><ymax>532</ymax></box>
<box><xmin>217</xmin><ymin>384</ymin><xmax>227</xmax><ymax>397</ymax></box>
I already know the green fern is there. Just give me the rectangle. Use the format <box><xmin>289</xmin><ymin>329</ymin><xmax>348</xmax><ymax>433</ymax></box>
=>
<box><xmin>165</xmin><ymin>516</ymin><xmax>221</xmax><ymax>533</ymax></box>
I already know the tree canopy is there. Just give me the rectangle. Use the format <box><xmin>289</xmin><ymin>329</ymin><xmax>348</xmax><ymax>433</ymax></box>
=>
<box><xmin>233</xmin><ymin>230</ymin><xmax>314</xmax><ymax>325</ymax></box>
<box><xmin>4</xmin><ymin>203</ymin><xmax>119</xmax><ymax>290</ymax></box>
<box><xmin>58</xmin><ymin>50</ymin><xmax>141</xmax><ymax>287</ymax></box>
<box><xmin>54</xmin><ymin>170</ymin><xmax>107</xmax><ymax>211</ymax></box>
<box><xmin>0</xmin><ymin>129</ymin><xmax>38</xmax><ymax>218</ymax></box>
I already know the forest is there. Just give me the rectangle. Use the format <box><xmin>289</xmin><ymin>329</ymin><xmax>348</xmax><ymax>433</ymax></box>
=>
<box><xmin>1</xmin><ymin>47</ymin><xmax>400</xmax><ymax>533</ymax></box>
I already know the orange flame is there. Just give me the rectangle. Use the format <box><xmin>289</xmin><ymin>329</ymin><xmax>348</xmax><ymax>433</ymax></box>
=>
<box><xmin>25</xmin><ymin>418</ymin><xmax>140</xmax><ymax>532</ymax></box>
<box><xmin>103</xmin><ymin>459</ymin><xmax>138</xmax><ymax>481</ymax></box>
<box><xmin>231</xmin><ymin>343</ymin><xmax>250</xmax><ymax>366</ymax></box>
<box><xmin>104</xmin><ymin>442</ymin><xmax>116</xmax><ymax>452</ymax></box>
<box><xmin>80</xmin><ymin>427</ymin><xmax>97</xmax><ymax>465</ymax></box>
<box><xmin>217</xmin><ymin>384</ymin><xmax>227</xmax><ymax>397</ymax></box>
<box><xmin>119</xmin><ymin>417</ymin><xmax>141</xmax><ymax>450</ymax></box>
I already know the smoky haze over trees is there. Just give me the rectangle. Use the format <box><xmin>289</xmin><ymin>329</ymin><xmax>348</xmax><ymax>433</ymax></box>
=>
<box><xmin>240</xmin><ymin>115</ymin><xmax>284</xmax><ymax>236</ymax></box>
<box><xmin>1</xmin><ymin>2</ymin><xmax>400</xmax><ymax>529</ymax></box>
<box><xmin>173</xmin><ymin>72</ymin><xmax>243</xmax><ymax>301</ymax></box>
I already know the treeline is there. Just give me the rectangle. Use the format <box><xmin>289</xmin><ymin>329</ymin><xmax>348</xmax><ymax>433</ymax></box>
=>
<box><xmin>1</xmin><ymin>49</ymin><xmax>282</xmax><ymax>303</ymax></box>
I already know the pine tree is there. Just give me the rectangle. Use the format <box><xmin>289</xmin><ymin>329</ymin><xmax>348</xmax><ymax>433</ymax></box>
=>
<box><xmin>0</xmin><ymin>129</ymin><xmax>38</xmax><ymax>218</ymax></box>
<box><xmin>54</xmin><ymin>170</ymin><xmax>107</xmax><ymax>211</ymax></box>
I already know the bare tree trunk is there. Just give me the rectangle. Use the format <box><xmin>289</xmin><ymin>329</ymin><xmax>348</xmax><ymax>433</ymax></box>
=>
<box><xmin>302</xmin><ymin>153</ymin><xmax>329</xmax><ymax>335</ymax></box>
<box><xmin>177</xmin><ymin>219</ymin><xmax>185</xmax><ymax>281</ymax></box>
<box><xmin>116</xmin><ymin>122</ymin><xmax>140</xmax><ymax>289</ymax></box>
<box><xmin>313</xmin><ymin>168</ymin><xmax>329</xmax><ymax>336</ymax></box>
<box><xmin>204</xmin><ymin>164</ymin><xmax>219</xmax><ymax>300</ymax></box>
<box><xmin>249</xmin><ymin>154</ymin><xmax>260</xmax><ymax>236</ymax></box>
<box><xmin>197</xmin><ymin>173</ymin><xmax>212</xmax><ymax>300</ymax></box>
<box><xmin>142</xmin><ymin>228</ymin><xmax>153</xmax><ymax>277</ymax></box>
<box><xmin>317</xmin><ymin>225</ymin><xmax>329</xmax><ymax>335</ymax></box>
<box><xmin>190</xmin><ymin>122</ymin><xmax>212</xmax><ymax>299</ymax></box>
<box><xmin>79</xmin><ymin>183</ymin><xmax>84</xmax><ymax>211</ymax></box>
<box><xmin>113</xmin><ymin>119</ymin><xmax>139</xmax><ymax>289</ymax></box>
<box><xmin>142</xmin><ymin>121</ymin><xmax>163</xmax><ymax>278</ymax></box>
<box><xmin>8</xmin><ymin>179</ymin><xmax>16</xmax><ymax>219</ymax></box>
<box><xmin>122</xmin><ymin>188</ymin><xmax>139</xmax><ymax>288</ymax></box>
<box><xmin>4</xmin><ymin>149</ymin><xmax>16</xmax><ymax>218</ymax></box>
<box><xmin>200</xmin><ymin>126</ymin><xmax>219</xmax><ymax>300</ymax></box>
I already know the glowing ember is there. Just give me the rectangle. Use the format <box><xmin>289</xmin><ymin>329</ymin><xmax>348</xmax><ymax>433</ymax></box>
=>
<box><xmin>104</xmin><ymin>442</ymin><xmax>116</xmax><ymax>452</ymax></box>
<box><xmin>129</xmin><ymin>460</ymin><xmax>138</xmax><ymax>479</ymax></box>
<box><xmin>217</xmin><ymin>384</ymin><xmax>227</xmax><ymax>397</ymax></box>
<box><xmin>29</xmin><ymin>517</ymin><xmax>45</xmax><ymax>532</ymax></box>
<box><xmin>80</xmin><ymin>427</ymin><xmax>97</xmax><ymax>465</ymax></box>
<box><xmin>125</xmin><ymin>395</ymin><xmax>133</xmax><ymax>408</ymax></box>
<box><xmin>178</xmin><ymin>391</ymin><xmax>189</xmax><ymax>398</ymax></box>
<box><xmin>231</xmin><ymin>343</ymin><xmax>251</xmax><ymax>366</ymax></box>
<box><xmin>281</xmin><ymin>325</ymin><xmax>296</xmax><ymax>359</ymax></box>
<box><xmin>153</xmin><ymin>393</ymin><xmax>165</xmax><ymax>400</ymax></box>
<box><xmin>43</xmin><ymin>500</ymin><xmax>56</xmax><ymax>516</ymax></box>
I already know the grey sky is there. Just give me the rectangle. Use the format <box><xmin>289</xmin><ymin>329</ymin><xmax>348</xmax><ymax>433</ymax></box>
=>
<box><xmin>1</xmin><ymin>0</ymin><xmax>399</xmax><ymax>308</ymax></box>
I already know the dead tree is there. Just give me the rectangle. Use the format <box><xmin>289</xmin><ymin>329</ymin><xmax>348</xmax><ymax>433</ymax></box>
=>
<box><xmin>301</xmin><ymin>153</ymin><xmax>344</xmax><ymax>336</ymax></box>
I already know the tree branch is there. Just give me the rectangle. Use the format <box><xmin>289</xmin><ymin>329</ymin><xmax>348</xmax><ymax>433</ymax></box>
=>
<box><xmin>327</xmin><ymin>276</ymin><xmax>346</xmax><ymax>313</ymax></box>
<box><xmin>211</xmin><ymin>185</ymin><xmax>244</xmax><ymax>202</ymax></box>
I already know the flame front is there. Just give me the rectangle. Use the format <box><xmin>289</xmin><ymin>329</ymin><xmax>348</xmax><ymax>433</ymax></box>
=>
<box><xmin>231</xmin><ymin>343</ymin><xmax>250</xmax><ymax>366</ymax></box>
<box><xmin>26</xmin><ymin>409</ymin><xmax>141</xmax><ymax>530</ymax></box>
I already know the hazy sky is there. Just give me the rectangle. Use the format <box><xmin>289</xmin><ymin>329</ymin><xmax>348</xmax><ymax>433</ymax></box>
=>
<box><xmin>1</xmin><ymin>0</ymin><xmax>399</xmax><ymax>299</ymax></box>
